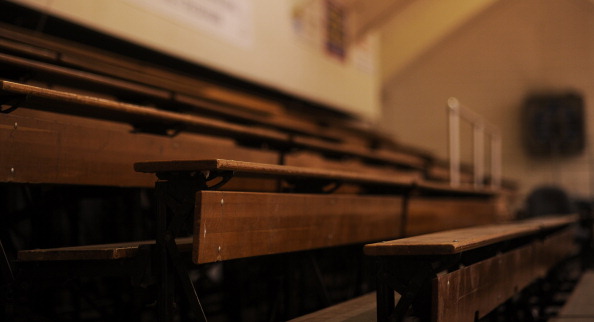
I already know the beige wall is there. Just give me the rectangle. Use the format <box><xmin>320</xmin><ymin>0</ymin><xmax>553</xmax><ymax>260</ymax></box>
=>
<box><xmin>380</xmin><ymin>0</ymin><xmax>594</xmax><ymax>206</ymax></box>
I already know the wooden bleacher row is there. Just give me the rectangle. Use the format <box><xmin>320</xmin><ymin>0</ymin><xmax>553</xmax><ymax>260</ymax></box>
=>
<box><xmin>0</xmin><ymin>78</ymin><xmax>512</xmax><ymax>196</ymax></box>
<box><xmin>3</xmin><ymin>18</ymin><xmax>583</xmax><ymax>322</ymax></box>
<box><xmin>294</xmin><ymin>215</ymin><xmax>580</xmax><ymax>322</ymax></box>
<box><xmin>16</xmin><ymin>158</ymin><xmax>496</xmax><ymax>261</ymax></box>
<box><xmin>13</xmin><ymin>159</ymin><xmax>579</xmax><ymax>322</ymax></box>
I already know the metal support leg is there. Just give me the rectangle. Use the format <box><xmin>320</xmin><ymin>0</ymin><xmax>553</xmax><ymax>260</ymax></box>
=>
<box><xmin>155</xmin><ymin>174</ymin><xmax>209</xmax><ymax>322</ymax></box>
<box><xmin>165</xmin><ymin>236</ymin><xmax>207</xmax><ymax>321</ymax></box>
<box><xmin>156</xmin><ymin>182</ymin><xmax>175</xmax><ymax>322</ymax></box>
<box><xmin>307</xmin><ymin>253</ymin><xmax>331</xmax><ymax>307</ymax></box>
<box><xmin>376</xmin><ymin>261</ymin><xmax>396</xmax><ymax>322</ymax></box>
<box><xmin>1</xmin><ymin>240</ymin><xmax>15</xmax><ymax>320</ymax></box>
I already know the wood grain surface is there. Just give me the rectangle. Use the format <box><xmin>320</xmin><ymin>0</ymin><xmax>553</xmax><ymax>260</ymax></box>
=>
<box><xmin>135</xmin><ymin>158</ymin><xmax>417</xmax><ymax>188</ymax></box>
<box><xmin>406</xmin><ymin>197</ymin><xmax>498</xmax><ymax>236</ymax></box>
<box><xmin>0</xmin><ymin>109</ymin><xmax>278</xmax><ymax>186</ymax></box>
<box><xmin>0</xmin><ymin>80</ymin><xmax>289</xmax><ymax>144</ymax></box>
<box><xmin>193</xmin><ymin>191</ymin><xmax>404</xmax><ymax>264</ymax></box>
<box><xmin>364</xmin><ymin>214</ymin><xmax>578</xmax><ymax>256</ymax></box>
<box><xmin>433</xmin><ymin>228</ymin><xmax>577</xmax><ymax>322</ymax></box>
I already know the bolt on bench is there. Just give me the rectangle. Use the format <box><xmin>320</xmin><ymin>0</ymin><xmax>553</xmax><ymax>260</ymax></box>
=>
<box><xmin>364</xmin><ymin>214</ymin><xmax>579</xmax><ymax>322</ymax></box>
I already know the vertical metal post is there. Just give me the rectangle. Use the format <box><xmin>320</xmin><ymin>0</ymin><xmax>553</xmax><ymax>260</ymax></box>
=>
<box><xmin>473</xmin><ymin>123</ymin><xmax>485</xmax><ymax>188</ymax></box>
<box><xmin>447</xmin><ymin>97</ymin><xmax>501</xmax><ymax>190</ymax></box>
<box><xmin>156</xmin><ymin>181</ymin><xmax>175</xmax><ymax>322</ymax></box>
<box><xmin>448</xmin><ymin>98</ymin><xmax>461</xmax><ymax>187</ymax></box>
<box><xmin>491</xmin><ymin>133</ymin><xmax>502</xmax><ymax>188</ymax></box>
<box><xmin>0</xmin><ymin>241</ymin><xmax>14</xmax><ymax>284</ymax></box>
<box><xmin>376</xmin><ymin>259</ymin><xmax>395</xmax><ymax>322</ymax></box>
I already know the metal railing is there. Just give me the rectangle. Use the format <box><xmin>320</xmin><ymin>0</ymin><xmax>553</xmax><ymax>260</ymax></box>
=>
<box><xmin>447</xmin><ymin>97</ymin><xmax>501</xmax><ymax>188</ymax></box>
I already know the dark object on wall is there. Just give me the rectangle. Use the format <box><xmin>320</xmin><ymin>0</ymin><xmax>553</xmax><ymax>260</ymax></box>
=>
<box><xmin>523</xmin><ymin>93</ymin><xmax>585</xmax><ymax>157</ymax></box>
<box><xmin>525</xmin><ymin>186</ymin><xmax>573</xmax><ymax>218</ymax></box>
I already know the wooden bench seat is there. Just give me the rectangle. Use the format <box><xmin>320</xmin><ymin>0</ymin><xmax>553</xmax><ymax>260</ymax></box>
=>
<box><xmin>365</xmin><ymin>215</ymin><xmax>577</xmax><ymax>256</ymax></box>
<box><xmin>134</xmin><ymin>158</ymin><xmax>418</xmax><ymax>189</ymax></box>
<box><xmin>291</xmin><ymin>136</ymin><xmax>427</xmax><ymax>170</ymax></box>
<box><xmin>364</xmin><ymin>215</ymin><xmax>579</xmax><ymax>322</ymax></box>
<box><xmin>17</xmin><ymin>237</ymin><xmax>192</xmax><ymax>261</ymax></box>
<box><xmin>134</xmin><ymin>159</ymin><xmax>497</xmax><ymax>197</ymax></box>
<box><xmin>0</xmin><ymin>80</ymin><xmax>289</xmax><ymax>144</ymax></box>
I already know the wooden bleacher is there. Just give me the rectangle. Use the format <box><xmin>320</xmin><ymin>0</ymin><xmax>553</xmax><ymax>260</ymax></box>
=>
<box><xmin>365</xmin><ymin>215</ymin><xmax>579</xmax><ymax>322</ymax></box>
<box><xmin>14</xmin><ymin>158</ymin><xmax>498</xmax><ymax>321</ymax></box>
<box><xmin>0</xmin><ymin>8</ymin><xmax>588</xmax><ymax>322</ymax></box>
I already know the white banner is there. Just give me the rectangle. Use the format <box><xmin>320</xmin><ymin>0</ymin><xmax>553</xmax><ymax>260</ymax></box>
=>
<box><xmin>124</xmin><ymin>0</ymin><xmax>253</xmax><ymax>48</ymax></box>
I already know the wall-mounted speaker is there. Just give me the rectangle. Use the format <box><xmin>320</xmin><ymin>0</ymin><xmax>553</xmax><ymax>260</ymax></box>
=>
<box><xmin>522</xmin><ymin>93</ymin><xmax>585</xmax><ymax>157</ymax></box>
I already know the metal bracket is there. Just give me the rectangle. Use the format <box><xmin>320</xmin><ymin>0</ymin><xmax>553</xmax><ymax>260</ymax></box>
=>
<box><xmin>155</xmin><ymin>170</ymin><xmax>234</xmax><ymax>192</ymax></box>
<box><xmin>0</xmin><ymin>95</ymin><xmax>25</xmax><ymax>114</ymax></box>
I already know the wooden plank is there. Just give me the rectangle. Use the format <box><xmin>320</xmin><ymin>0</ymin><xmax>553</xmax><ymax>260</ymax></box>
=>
<box><xmin>61</xmin><ymin>53</ymin><xmax>285</xmax><ymax>117</ymax></box>
<box><xmin>364</xmin><ymin>215</ymin><xmax>578</xmax><ymax>256</ymax></box>
<box><xmin>193</xmin><ymin>191</ymin><xmax>404</xmax><ymax>264</ymax></box>
<box><xmin>0</xmin><ymin>80</ymin><xmax>289</xmax><ymax>144</ymax></box>
<box><xmin>0</xmin><ymin>52</ymin><xmax>171</xmax><ymax>99</ymax></box>
<box><xmin>18</xmin><ymin>237</ymin><xmax>193</xmax><ymax>261</ymax></box>
<box><xmin>406</xmin><ymin>197</ymin><xmax>498</xmax><ymax>236</ymax></box>
<box><xmin>135</xmin><ymin>159</ymin><xmax>416</xmax><ymax>188</ymax></box>
<box><xmin>0</xmin><ymin>109</ymin><xmax>278</xmax><ymax>187</ymax></box>
<box><xmin>292</xmin><ymin>135</ymin><xmax>427</xmax><ymax>170</ymax></box>
<box><xmin>176</xmin><ymin>93</ymin><xmax>345</xmax><ymax>142</ymax></box>
<box><xmin>0</xmin><ymin>37</ymin><xmax>59</xmax><ymax>60</ymax></box>
<box><xmin>285</xmin><ymin>150</ymin><xmax>422</xmax><ymax>179</ymax></box>
<box><xmin>288</xmin><ymin>292</ymin><xmax>383</xmax><ymax>322</ymax></box>
<box><xmin>433</xmin><ymin>228</ymin><xmax>576</xmax><ymax>322</ymax></box>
